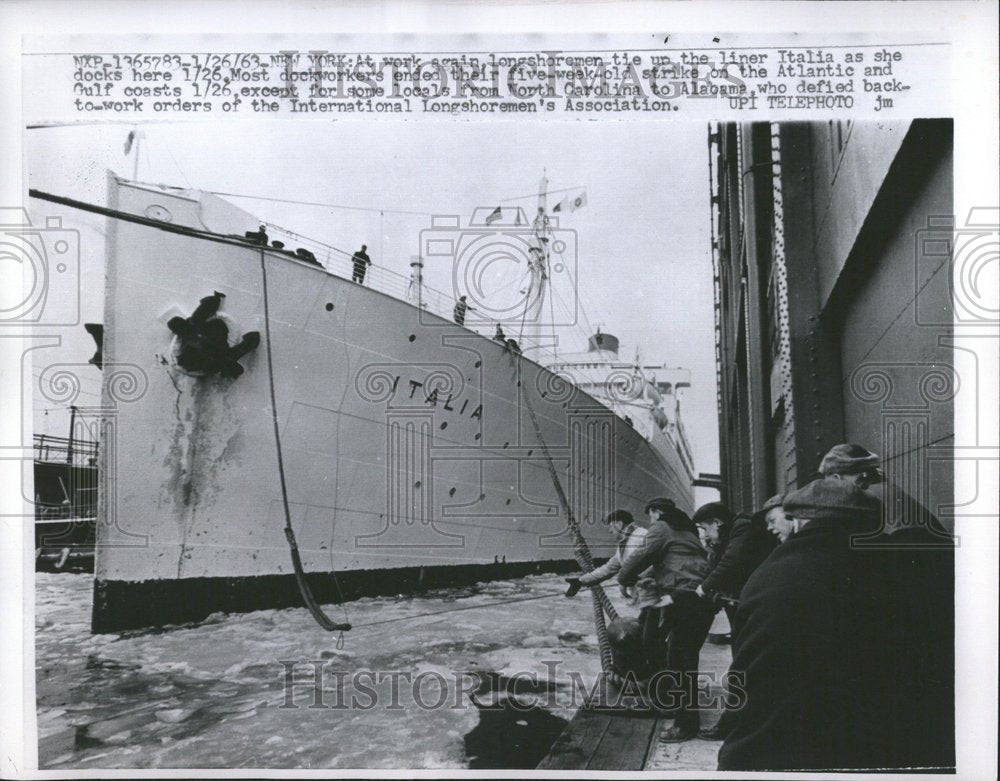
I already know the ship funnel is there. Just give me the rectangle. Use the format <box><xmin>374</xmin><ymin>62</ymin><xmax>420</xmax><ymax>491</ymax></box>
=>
<box><xmin>587</xmin><ymin>331</ymin><xmax>619</xmax><ymax>354</ymax></box>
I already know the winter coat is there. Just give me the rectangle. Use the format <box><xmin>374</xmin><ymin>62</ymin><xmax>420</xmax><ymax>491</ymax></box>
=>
<box><xmin>616</xmin><ymin>518</ymin><xmax>709</xmax><ymax>595</ymax></box>
<box><xmin>579</xmin><ymin>525</ymin><xmax>647</xmax><ymax>585</ymax></box>
<box><xmin>700</xmin><ymin>514</ymin><xmax>777</xmax><ymax>600</ymax></box>
<box><xmin>717</xmin><ymin>514</ymin><xmax>954</xmax><ymax>771</ymax></box>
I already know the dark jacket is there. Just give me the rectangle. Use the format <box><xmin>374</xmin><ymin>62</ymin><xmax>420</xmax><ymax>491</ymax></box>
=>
<box><xmin>717</xmin><ymin>515</ymin><xmax>954</xmax><ymax>771</ymax></box>
<box><xmin>616</xmin><ymin>518</ymin><xmax>709</xmax><ymax>594</ymax></box>
<box><xmin>700</xmin><ymin>514</ymin><xmax>777</xmax><ymax>599</ymax></box>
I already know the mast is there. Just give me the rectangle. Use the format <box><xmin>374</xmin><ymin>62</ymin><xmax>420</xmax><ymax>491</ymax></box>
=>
<box><xmin>520</xmin><ymin>171</ymin><xmax>551</xmax><ymax>357</ymax></box>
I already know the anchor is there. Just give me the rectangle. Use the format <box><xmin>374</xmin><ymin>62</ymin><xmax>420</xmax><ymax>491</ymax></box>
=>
<box><xmin>167</xmin><ymin>291</ymin><xmax>260</xmax><ymax>378</ymax></box>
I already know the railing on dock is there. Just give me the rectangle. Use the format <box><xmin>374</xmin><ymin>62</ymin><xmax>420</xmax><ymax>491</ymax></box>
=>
<box><xmin>34</xmin><ymin>434</ymin><xmax>99</xmax><ymax>468</ymax></box>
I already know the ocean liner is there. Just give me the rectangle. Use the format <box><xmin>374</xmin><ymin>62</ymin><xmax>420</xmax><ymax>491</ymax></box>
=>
<box><xmin>77</xmin><ymin>174</ymin><xmax>696</xmax><ymax>632</ymax></box>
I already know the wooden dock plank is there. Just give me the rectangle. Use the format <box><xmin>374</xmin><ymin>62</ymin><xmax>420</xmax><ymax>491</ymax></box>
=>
<box><xmin>536</xmin><ymin>706</ymin><xmax>613</xmax><ymax>769</ymax></box>
<box><xmin>586</xmin><ymin>711</ymin><xmax>659</xmax><ymax>770</ymax></box>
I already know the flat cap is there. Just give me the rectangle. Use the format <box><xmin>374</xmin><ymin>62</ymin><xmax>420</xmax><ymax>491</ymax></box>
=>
<box><xmin>819</xmin><ymin>443</ymin><xmax>880</xmax><ymax>476</ymax></box>
<box><xmin>644</xmin><ymin>496</ymin><xmax>676</xmax><ymax>515</ymax></box>
<box><xmin>605</xmin><ymin>509</ymin><xmax>635</xmax><ymax>526</ymax></box>
<box><xmin>783</xmin><ymin>477</ymin><xmax>880</xmax><ymax>523</ymax></box>
<box><xmin>692</xmin><ymin>501</ymin><xmax>734</xmax><ymax>526</ymax></box>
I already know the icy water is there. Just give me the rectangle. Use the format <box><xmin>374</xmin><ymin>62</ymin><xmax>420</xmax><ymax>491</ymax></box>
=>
<box><xmin>36</xmin><ymin>572</ymin><xmax>628</xmax><ymax>770</ymax></box>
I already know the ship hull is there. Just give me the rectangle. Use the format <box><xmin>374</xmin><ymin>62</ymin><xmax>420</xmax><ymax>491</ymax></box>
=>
<box><xmin>93</xmin><ymin>178</ymin><xmax>693</xmax><ymax>632</ymax></box>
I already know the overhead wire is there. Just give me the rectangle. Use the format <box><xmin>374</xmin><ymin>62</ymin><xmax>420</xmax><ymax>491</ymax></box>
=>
<box><xmin>208</xmin><ymin>189</ymin><xmax>435</xmax><ymax>217</ymax></box>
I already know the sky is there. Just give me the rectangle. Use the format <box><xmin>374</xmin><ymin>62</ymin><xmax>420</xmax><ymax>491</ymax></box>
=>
<box><xmin>25</xmin><ymin>119</ymin><xmax>719</xmax><ymax>499</ymax></box>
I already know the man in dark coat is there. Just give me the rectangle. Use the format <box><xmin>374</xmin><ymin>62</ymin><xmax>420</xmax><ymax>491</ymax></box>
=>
<box><xmin>819</xmin><ymin>442</ymin><xmax>952</xmax><ymax>544</ymax></box>
<box><xmin>617</xmin><ymin>497</ymin><xmax>714</xmax><ymax>741</ymax></box>
<box><xmin>819</xmin><ymin>443</ymin><xmax>954</xmax><ymax>767</ymax></box>
<box><xmin>693</xmin><ymin>499</ymin><xmax>780</xmax><ymax>618</ymax></box>
<box><xmin>351</xmin><ymin>244</ymin><xmax>372</xmax><ymax>284</ymax></box>
<box><xmin>453</xmin><ymin>295</ymin><xmax>473</xmax><ymax>325</ymax></box>
<box><xmin>717</xmin><ymin>477</ymin><xmax>951</xmax><ymax>771</ymax></box>
<box><xmin>691</xmin><ymin>497</ymin><xmax>780</xmax><ymax>740</ymax></box>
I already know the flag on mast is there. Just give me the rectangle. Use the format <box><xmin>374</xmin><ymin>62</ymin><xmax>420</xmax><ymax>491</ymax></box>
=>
<box><xmin>485</xmin><ymin>205</ymin><xmax>503</xmax><ymax>225</ymax></box>
<box><xmin>552</xmin><ymin>190</ymin><xmax>587</xmax><ymax>214</ymax></box>
<box><xmin>538</xmin><ymin>171</ymin><xmax>549</xmax><ymax>212</ymax></box>
<box><xmin>123</xmin><ymin>130</ymin><xmax>135</xmax><ymax>155</ymax></box>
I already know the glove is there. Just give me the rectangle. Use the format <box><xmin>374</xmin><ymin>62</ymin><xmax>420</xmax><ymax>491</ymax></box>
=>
<box><xmin>619</xmin><ymin>583</ymin><xmax>631</xmax><ymax>600</ymax></box>
<box><xmin>564</xmin><ymin>577</ymin><xmax>583</xmax><ymax>597</ymax></box>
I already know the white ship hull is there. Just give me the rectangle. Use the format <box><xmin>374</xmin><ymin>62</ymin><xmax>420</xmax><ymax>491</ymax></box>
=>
<box><xmin>92</xmin><ymin>177</ymin><xmax>694</xmax><ymax>631</ymax></box>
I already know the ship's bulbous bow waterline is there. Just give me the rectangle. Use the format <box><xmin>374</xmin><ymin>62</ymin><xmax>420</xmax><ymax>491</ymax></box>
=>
<box><xmin>93</xmin><ymin>177</ymin><xmax>693</xmax><ymax>632</ymax></box>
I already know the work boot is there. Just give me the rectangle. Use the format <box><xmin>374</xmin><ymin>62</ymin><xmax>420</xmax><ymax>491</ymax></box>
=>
<box><xmin>659</xmin><ymin>722</ymin><xmax>698</xmax><ymax>743</ymax></box>
<box><xmin>697</xmin><ymin>720</ymin><xmax>731</xmax><ymax>741</ymax></box>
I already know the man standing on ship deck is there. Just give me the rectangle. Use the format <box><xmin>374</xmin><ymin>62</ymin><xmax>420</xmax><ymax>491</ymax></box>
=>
<box><xmin>351</xmin><ymin>244</ymin><xmax>372</xmax><ymax>284</ymax></box>
<box><xmin>453</xmin><ymin>295</ymin><xmax>473</xmax><ymax>325</ymax></box>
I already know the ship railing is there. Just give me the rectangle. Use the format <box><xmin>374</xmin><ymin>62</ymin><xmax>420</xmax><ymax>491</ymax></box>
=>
<box><xmin>33</xmin><ymin>434</ymin><xmax>99</xmax><ymax>467</ymax></box>
<box><xmin>264</xmin><ymin>228</ymin><xmax>493</xmax><ymax>337</ymax></box>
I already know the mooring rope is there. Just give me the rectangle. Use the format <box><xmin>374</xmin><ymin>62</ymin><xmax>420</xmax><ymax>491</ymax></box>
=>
<box><xmin>510</xmin><ymin>351</ymin><xmax>618</xmax><ymax>673</ymax></box>
<box><xmin>259</xmin><ymin>248</ymin><xmax>352</xmax><ymax>635</ymax></box>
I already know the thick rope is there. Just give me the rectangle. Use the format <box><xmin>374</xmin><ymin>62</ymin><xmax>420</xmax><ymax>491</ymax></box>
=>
<box><xmin>259</xmin><ymin>249</ymin><xmax>351</xmax><ymax>634</ymax></box>
<box><xmin>591</xmin><ymin>590</ymin><xmax>616</xmax><ymax>674</ymax></box>
<box><xmin>511</xmin><ymin>351</ymin><xmax>618</xmax><ymax>672</ymax></box>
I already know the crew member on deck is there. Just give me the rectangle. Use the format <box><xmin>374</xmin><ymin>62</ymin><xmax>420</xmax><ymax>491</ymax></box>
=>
<box><xmin>244</xmin><ymin>224</ymin><xmax>268</xmax><ymax>246</ymax></box>
<box><xmin>453</xmin><ymin>295</ymin><xmax>473</xmax><ymax>325</ymax></box>
<box><xmin>351</xmin><ymin>244</ymin><xmax>372</xmax><ymax>284</ymax></box>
